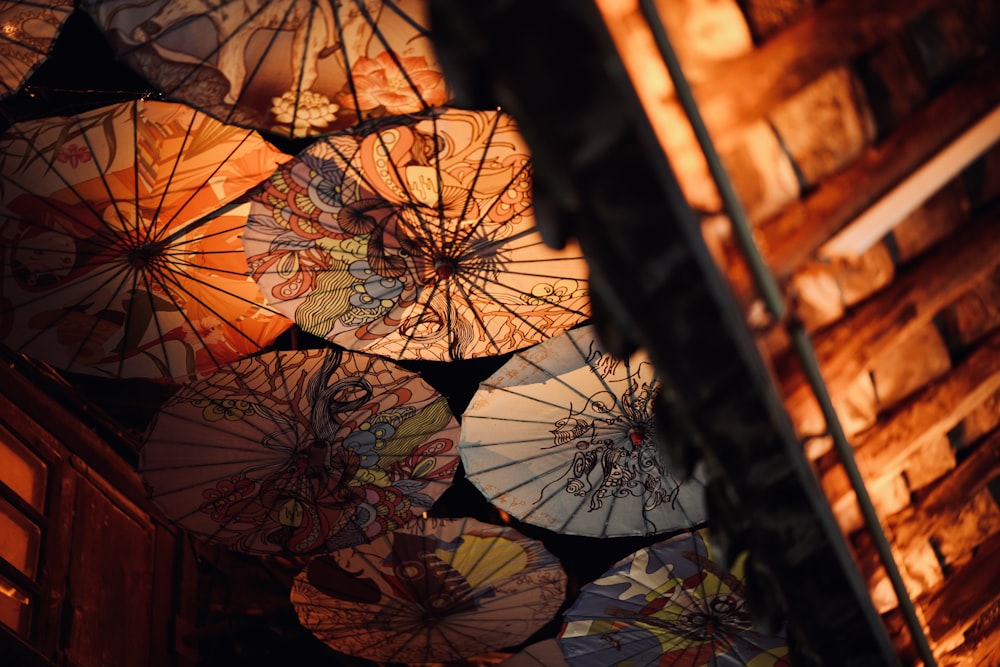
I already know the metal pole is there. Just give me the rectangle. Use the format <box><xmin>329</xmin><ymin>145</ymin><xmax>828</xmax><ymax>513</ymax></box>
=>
<box><xmin>635</xmin><ymin>1</ymin><xmax>938</xmax><ymax>665</ymax></box>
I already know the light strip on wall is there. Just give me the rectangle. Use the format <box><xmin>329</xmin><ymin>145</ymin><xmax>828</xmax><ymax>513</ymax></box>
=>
<box><xmin>819</xmin><ymin>105</ymin><xmax>1000</xmax><ymax>259</ymax></box>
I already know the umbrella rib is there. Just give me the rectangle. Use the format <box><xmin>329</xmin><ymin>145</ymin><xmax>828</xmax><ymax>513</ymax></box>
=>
<box><xmin>452</xmin><ymin>158</ymin><xmax>533</xmax><ymax>253</ymax></box>
<box><xmin>114</xmin><ymin>0</ymin><xmax>273</xmax><ymax>98</ymax></box>
<box><xmin>454</xmin><ymin>260</ymin><xmax>590</xmax><ymax>321</ymax></box>
<box><xmin>452</xmin><ymin>110</ymin><xmax>504</xmax><ymax>233</ymax></box>
<box><xmin>135</xmin><ymin>263</ymin><xmax>185</xmax><ymax>378</ymax></box>
<box><xmin>371</xmin><ymin>126</ymin><xmax>448</xmax><ymax>260</ymax></box>
<box><xmin>0</xmin><ymin>32</ymin><xmax>53</xmax><ymax>58</ymax></box>
<box><xmin>158</xmin><ymin>251</ymin><xmax>287</xmax><ymax>319</ymax></box>
<box><xmin>142</xmin><ymin>263</ymin><xmax>230</xmax><ymax>375</ymax></box>
<box><xmin>395</xmin><ymin>274</ymin><xmax>444</xmax><ymax>360</ymax></box>
<box><xmin>2</xmin><ymin>258</ymin><xmax>133</xmax><ymax>360</ymax></box>
<box><xmin>153</xmin><ymin>132</ymin><xmax>261</xmax><ymax>247</ymax></box>
<box><xmin>472</xmin><ymin>357</ymin><xmax>619</xmax><ymax>424</ymax></box>
<box><xmin>464</xmin><ymin>445</ymin><xmax>636</xmax><ymax>489</ymax></box>
<box><xmin>130</xmin><ymin>99</ymin><xmax>143</xmax><ymax>242</ymax></box>
<box><xmin>564</xmin><ymin>329</ymin><xmax>638</xmax><ymax>422</ymax></box>
<box><xmin>141</xmin><ymin>450</ymin><xmax>291</xmax><ymax>474</ymax></box>
<box><xmin>430</xmin><ymin>113</ymin><xmax>448</xmax><ymax>263</ymax></box>
<box><xmin>429</xmin><ymin>621</ymin><xmax>472</xmax><ymax>663</ymax></box>
<box><xmin>149</xmin><ymin>258</ymin><xmax>280</xmax><ymax>357</ymax></box>
<box><xmin>323</xmin><ymin>131</ymin><xmax>445</xmax><ymax>259</ymax></box>
<box><xmin>664</xmin><ymin>534</ymin><xmax>733</xmax><ymax>641</ymax></box>
<box><xmin>0</xmin><ymin>171</ymin><xmax>120</xmax><ymax>246</ymax></box>
<box><xmin>445</xmin><ymin>272</ymin><xmax>506</xmax><ymax>358</ymax></box>
<box><xmin>333</xmin><ymin>0</ymin><xmax>365</xmax><ymax>121</ymax></box>
<box><xmin>463</xmin><ymin>262</ymin><xmax>589</xmax><ymax>283</ymax></box>
<box><xmin>444</xmin><ymin>264</ymin><xmax>455</xmax><ymax>357</ymax></box>
<box><xmin>157</xmin><ymin>375</ymin><xmax>310</xmax><ymax>446</ymax></box>
<box><xmin>75</xmin><ymin>100</ymin><xmax>146</xmax><ymax>244</ymax></box>
<box><xmin>573</xmin><ymin>623</ymin><xmax>673</xmax><ymax>665</ymax></box>
<box><xmin>728</xmin><ymin>630</ymin><xmax>790</xmax><ymax>662</ymax></box>
<box><xmin>283</xmin><ymin>0</ymin><xmax>319</xmax><ymax>138</ymax></box>
<box><xmin>114</xmin><ymin>263</ymin><xmax>143</xmax><ymax>377</ymax></box>
<box><xmin>139</xmin><ymin>102</ymin><xmax>198</xmax><ymax>248</ymax></box>
<box><xmin>358</xmin><ymin>0</ymin><xmax>435</xmax><ymax>114</ymax></box>
<box><xmin>60</xmin><ymin>265</ymin><xmax>139</xmax><ymax>375</ymax></box>
<box><xmin>0</xmin><ymin>119</ymin><xmax>129</xmax><ymax>244</ymax></box>
<box><xmin>228</xmin><ymin>1</ymin><xmax>299</xmax><ymax>127</ymax></box>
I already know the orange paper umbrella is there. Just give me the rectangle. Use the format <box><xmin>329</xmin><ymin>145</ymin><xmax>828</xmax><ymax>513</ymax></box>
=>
<box><xmin>0</xmin><ymin>99</ymin><xmax>293</xmax><ymax>379</ymax></box>
<box><xmin>0</xmin><ymin>1</ymin><xmax>74</xmax><ymax>97</ymax></box>
<box><xmin>244</xmin><ymin>108</ymin><xmax>591</xmax><ymax>361</ymax></box>
<box><xmin>81</xmin><ymin>0</ymin><xmax>449</xmax><ymax>138</ymax></box>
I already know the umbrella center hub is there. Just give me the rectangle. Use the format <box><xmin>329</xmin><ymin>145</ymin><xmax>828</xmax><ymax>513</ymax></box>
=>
<box><xmin>433</xmin><ymin>257</ymin><xmax>456</xmax><ymax>281</ymax></box>
<box><xmin>126</xmin><ymin>241</ymin><xmax>163</xmax><ymax>270</ymax></box>
<box><xmin>628</xmin><ymin>426</ymin><xmax>647</xmax><ymax>447</ymax></box>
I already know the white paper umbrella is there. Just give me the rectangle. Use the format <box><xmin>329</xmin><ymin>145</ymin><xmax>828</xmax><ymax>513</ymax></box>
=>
<box><xmin>291</xmin><ymin>516</ymin><xmax>567</xmax><ymax>664</ymax></box>
<box><xmin>460</xmin><ymin>325</ymin><xmax>707</xmax><ymax>537</ymax></box>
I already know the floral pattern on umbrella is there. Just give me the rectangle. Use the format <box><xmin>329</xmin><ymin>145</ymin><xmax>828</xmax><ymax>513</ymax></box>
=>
<box><xmin>559</xmin><ymin>530</ymin><xmax>791</xmax><ymax>666</ymax></box>
<box><xmin>460</xmin><ymin>325</ymin><xmax>706</xmax><ymax>537</ymax></box>
<box><xmin>292</xmin><ymin>516</ymin><xmax>567</xmax><ymax>664</ymax></box>
<box><xmin>81</xmin><ymin>0</ymin><xmax>448</xmax><ymax>138</ymax></box>
<box><xmin>0</xmin><ymin>99</ymin><xmax>292</xmax><ymax>379</ymax></box>
<box><xmin>140</xmin><ymin>348</ymin><xmax>460</xmax><ymax>554</ymax></box>
<box><xmin>0</xmin><ymin>0</ymin><xmax>73</xmax><ymax>97</ymax></box>
<box><xmin>244</xmin><ymin>108</ymin><xmax>590</xmax><ymax>361</ymax></box>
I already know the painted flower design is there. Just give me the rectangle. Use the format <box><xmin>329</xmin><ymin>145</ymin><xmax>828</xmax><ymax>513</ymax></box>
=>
<box><xmin>193</xmin><ymin>398</ymin><xmax>255</xmax><ymax>422</ymax></box>
<box><xmin>345</xmin><ymin>52</ymin><xmax>447</xmax><ymax>115</ymax></box>
<box><xmin>271</xmin><ymin>90</ymin><xmax>340</xmax><ymax>137</ymax></box>
<box><xmin>199</xmin><ymin>476</ymin><xmax>257</xmax><ymax>521</ymax></box>
<box><xmin>523</xmin><ymin>278</ymin><xmax>588</xmax><ymax>305</ymax></box>
<box><xmin>349</xmin><ymin>260</ymin><xmax>405</xmax><ymax>312</ymax></box>
<box><xmin>55</xmin><ymin>143</ymin><xmax>92</xmax><ymax>168</ymax></box>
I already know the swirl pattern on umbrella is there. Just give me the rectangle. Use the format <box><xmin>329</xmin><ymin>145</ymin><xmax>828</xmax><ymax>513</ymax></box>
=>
<box><xmin>82</xmin><ymin>0</ymin><xmax>448</xmax><ymax>138</ymax></box>
<box><xmin>140</xmin><ymin>348</ymin><xmax>460</xmax><ymax>554</ymax></box>
<box><xmin>292</xmin><ymin>516</ymin><xmax>567</xmax><ymax>664</ymax></box>
<box><xmin>0</xmin><ymin>0</ymin><xmax>73</xmax><ymax>98</ymax></box>
<box><xmin>0</xmin><ymin>99</ymin><xmax>292</xmax><ymax>379</ymax></box>
<box><xmin>559</xmin><ymin>530</ymin><xmax>791</xmax><ymax>666</ymax></box>
<box><xmin>244</xmin><ymin>108</ymin><xmax>590</xmax><ymax>360</ymax></box>
<box><xmin>461</xmin><ymin>325</ymin><xmax>706</xmax><ymax>538</ymax></box>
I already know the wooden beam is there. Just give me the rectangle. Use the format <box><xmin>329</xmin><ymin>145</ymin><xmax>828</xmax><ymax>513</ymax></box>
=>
<box><xmin>921</xmin><ymin>530</ymin><xmax>1000</xmax><ymax>641</ymax></box>
<box><xmin>757</xmin><ymin>54</ymin><xmax>1000</xmax><ymax>279</ymax></box>
<box><xmin>854</xmin><ymin>336</ymin><xmax>1000</xmax><ymax>478</ymax></box>
<box><xmin>691</xmin><ymin>0</ymin><xmax>946</xmax><ymax>135</ymax></box>
<box><xmin>781</xmin><ymin>207</ymin><xmax>1000</xmax><ymax>441</ymax></box>
<box><xmin>911</xmin><ymin>427</ymin><xmax>1000</xmax><ymax>520</ymax></box>
<box><xmin>823</xmin><ymin>329</ymin><xmax>1000</xmax><ymax>523</ymax></box>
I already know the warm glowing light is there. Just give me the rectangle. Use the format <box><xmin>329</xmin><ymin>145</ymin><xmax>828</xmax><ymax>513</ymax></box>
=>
<box><xmin>820</xmin><ymin>104</ymin><xmax>1000</xmax><ymax>259</ymax></box>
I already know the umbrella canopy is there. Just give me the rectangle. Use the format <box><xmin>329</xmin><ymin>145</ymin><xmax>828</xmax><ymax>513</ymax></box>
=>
<box><xmin>558</xmin><ymin>530</ymin><xmax>791</xmax><ymax>666</ymax></box>
<box><xmin>243</xmin><ymin>108</ymin><xmax>591</xmax><ymax>361</ymax></box>
<box><xmin>291</xmin><ymin>516</ymin><xmax>567</xmax><ymax>664</ymax></box>
<box><xmin>460</xmin><ymin>325</ymin><xmax>706</xmax><ymax>538</ymax></box>
<box><xmin>0</xmin><ymin>1</ymin><xmax>73</xmax><ymax>98</ymax></box>
<box><xmin>502</xmin><ymin>638</ymin><xmax>570</xmax><ymax>667</ymax></box>
<box><xmin>0</xmin><ymin>98</ymin><xmax>293</xmax><ymax>380</ymax></box>
<box><xmin>140</xmin><ymin>347</ymin><xmax>460</xmax><ymax>554</ymax></box>
<box><xmin>81</xmin><ymin>0</ymin><xmax>448</xmax><ymax>138</ymax></box>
